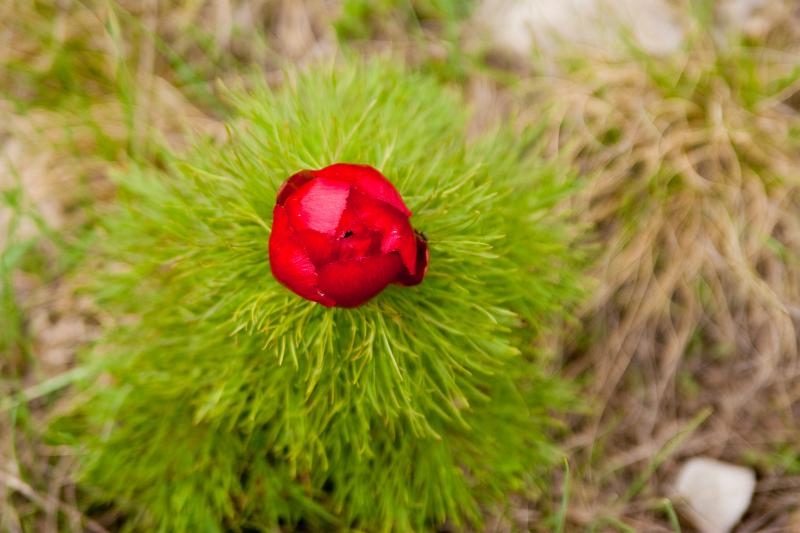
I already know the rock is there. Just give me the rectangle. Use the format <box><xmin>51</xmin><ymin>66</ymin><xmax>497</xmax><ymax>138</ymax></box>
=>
<box><xmin>475</xmin><ymin>0</ymin><xmax>684</xmax><ymax>57</ymax></box>
<box><xmin>672</xmin><ymin>457</ymin><xmax>756</xmax><ymax>533</ymax></box>
<box><xmin>475</xmin><ymin>0</ymin><xmax>777</xmax><ymax>59</ymax></box>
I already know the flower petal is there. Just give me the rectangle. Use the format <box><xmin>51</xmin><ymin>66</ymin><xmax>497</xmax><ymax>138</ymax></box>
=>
<box><xmin>284</xmin><ymin>176</ymin><xmax>352</xmax><ymax>235</ymax></box>
<box><xmin>349</xmin><ymin>191</ymin><xmax>417</xmax><ymax>275</ymax></box>
<box><xmin>312</xmin><ymin>163</ymin><xmax>412</xmax><ymax>217</ymax></box>
<box><xmin>337</xmin><ymin>232</ymin><xmax>379</xmax><ymax>261</ymax></box>
<box><xmin>395</xmin><ymin>233</ymin><xmax>429</xmax><ymax>287</ymax></box>
<box><xmin>317</xmin><ymin>254</ymin><xmax>403</xmax><ymax>308</ymax></box>
<box><xmin>295</xmin><ymin>229</ymin><xmax>338</xmax><ymax>266</ymax></box>
<box><xmin>269</xmin><ymin>206</ymin><xmax>335</xmax><ymax>306</ymax></box>
<box><xmin>276</xmin><ymin>170</ymin><xmax>314</xmax><ymax>206</ymax></box>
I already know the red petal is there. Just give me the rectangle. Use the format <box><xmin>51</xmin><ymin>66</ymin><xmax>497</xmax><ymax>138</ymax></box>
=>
<box><xmin>337</xmin><ymin>233</ymin><xmax>379</xmax><ymax>261</ymax></box>
<box><xmin>269</xmin><ymin>206</ymin><xmax>335</xmax><ymax>306</ymax></box>
<box><xmin>276</xmin><ymin>170</ymin><xmax>314</xmax><ymax>206</ymax></box>
<box><xmin>349</xmin><ymin>191</ymin><xmax>417</xmax><ymax>275</ymax></box>
<box><xmin>312</xmin><ymin>164</ymin><xmax>412</xmax><ymax>217</ymax></box>
<box><xmin>395</xmin><ymin>233</ymin><xmax>429</xmax><ymax>287</ymax></box>
<box><xmin>317</xmin><ymin>254</ymin><xmax>404</xmax><ymax>308</ymax></box>
<box><xmin>284</xmin><ymin>177</ymin><xmax>351</xmax><ymax>235</ymax></box>
<box><xmin>335</xmin><ymin>208</ymin><xmax>369</xmax><ymax>240</ymax></box>
<box><xmin>295</xmin><ymin>229</ymin><xmax>338</xmax><ymax>266</ymax></box>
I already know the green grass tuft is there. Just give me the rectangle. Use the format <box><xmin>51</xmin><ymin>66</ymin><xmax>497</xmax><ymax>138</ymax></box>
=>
<box><xmin>63</xmin><ymin>59</ymin><xmax>585</xmax><ymax>531</ymax></box>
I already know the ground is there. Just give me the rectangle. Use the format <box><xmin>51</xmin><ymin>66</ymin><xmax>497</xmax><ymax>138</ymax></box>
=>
<box><xmin>2</xmin><ymin>1</ymin><xmax>799</xmax><ymax>531</ymax></box>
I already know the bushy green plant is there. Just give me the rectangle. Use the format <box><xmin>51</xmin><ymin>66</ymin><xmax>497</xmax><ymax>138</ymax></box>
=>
<box><xmin>67</xmin><ymin>60</ymin><xmax>585</xmax><ymax>531</ymax></box>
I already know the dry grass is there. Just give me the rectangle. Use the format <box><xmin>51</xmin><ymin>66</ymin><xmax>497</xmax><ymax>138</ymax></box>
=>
<box><xmin>523</xmin><ymin>2</ymin><xmax>800</xmax><ymax>530</ymax></box>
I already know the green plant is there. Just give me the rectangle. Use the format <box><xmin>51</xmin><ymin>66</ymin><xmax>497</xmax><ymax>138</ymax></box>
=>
<box><xmin>66</xmin><ymin>59</ymin><xmax>584</xmax><ymax>531</ymax></box>
<box><xmin>335</xmin><ymin>0</ymin><xmax>471</xmax><ymax>41</ymax></box>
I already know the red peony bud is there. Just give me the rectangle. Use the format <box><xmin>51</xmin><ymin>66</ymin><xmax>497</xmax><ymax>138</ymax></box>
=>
<box><xmin>269</xmin><ymin>163</ymin><xmax>428</xmax><ymax>307</ymax></box>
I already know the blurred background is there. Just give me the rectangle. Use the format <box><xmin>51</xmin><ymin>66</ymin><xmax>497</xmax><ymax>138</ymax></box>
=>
<box><xmin>2</xmin><ymin>1</ymin><xmax>800</xmax><ymax>531</ymax></box>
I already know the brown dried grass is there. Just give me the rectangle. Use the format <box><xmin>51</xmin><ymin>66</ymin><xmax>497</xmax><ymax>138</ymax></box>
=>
<box><xmin>526</xmin><ymin>3</ymin><xmax>800</xmax><ymax>530</ymax></box>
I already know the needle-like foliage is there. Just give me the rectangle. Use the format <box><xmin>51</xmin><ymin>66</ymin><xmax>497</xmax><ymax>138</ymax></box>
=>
<box><xmin>68</xmin><ymin>60</ymin><xmax>585</xmax><ymax>531</ymax></box>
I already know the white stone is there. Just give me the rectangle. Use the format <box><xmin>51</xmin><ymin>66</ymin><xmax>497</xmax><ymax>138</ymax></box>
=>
<box><xmin>475</xmin><ymin>0</ymin><xmax>772</xmax><ymax>58</ymax></box>
<box><xmin>475</xmin><ymin>0</ymin><xmax>683</xmax><ymax>57</ymax></box>
<box><xmin>672</xmin><ymin>457</ymin><xmax>756</xmax><ymax>533</ymax></box>
<box><xmin>721</xmin><ymin>0</ymin><xmax>767</xmax><ymax>26</ymax></box>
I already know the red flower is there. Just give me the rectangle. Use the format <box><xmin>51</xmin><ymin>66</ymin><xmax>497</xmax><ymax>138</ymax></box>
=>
<box><xmin>269</xmin><ymin>163</ymin><xmax>428</xmax><ymax>307</ymax></box>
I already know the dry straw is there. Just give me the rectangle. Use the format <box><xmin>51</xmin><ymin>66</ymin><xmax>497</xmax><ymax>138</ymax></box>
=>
<box><xmin>529</xmin><ymin>3</ymin><xmax>800</xmax><ymax>529</ymax></box>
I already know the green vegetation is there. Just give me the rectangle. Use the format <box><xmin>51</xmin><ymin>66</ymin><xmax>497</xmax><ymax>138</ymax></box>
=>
<box><xmin>65</xmin><ymin>61</ymin><xmax>584</xmax><ymax>531</ymax></box>
<box><xmin>335</xmin><ymin>0</ymin><xmax>471</xmax><ymax>40</ymax></box>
